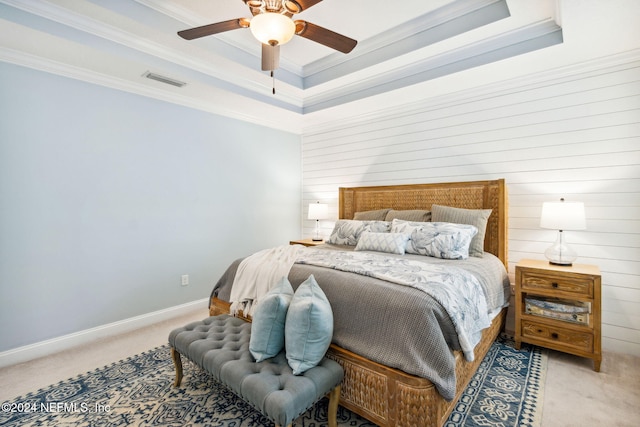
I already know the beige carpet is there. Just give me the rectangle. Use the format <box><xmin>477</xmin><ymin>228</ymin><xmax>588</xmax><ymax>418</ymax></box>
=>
<box><xmin>1</xmin><ymin>308</ymin><xmax>639</xmax><ymax>426</ymax></box>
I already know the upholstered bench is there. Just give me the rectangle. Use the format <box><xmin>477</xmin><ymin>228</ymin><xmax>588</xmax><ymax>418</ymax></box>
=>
<box><xmin>168</xmin><ymin>314</ymin><xmax>343</xmax><ymax>427</ymax></box>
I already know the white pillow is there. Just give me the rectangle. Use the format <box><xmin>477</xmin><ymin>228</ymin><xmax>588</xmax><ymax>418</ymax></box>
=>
<box><xmin>328</xmin><ymin>220</ymin><xmax>391</xmax><ymax>246</ymax></box>
<box><xmin>431</xmin><ymin>205</ymin><xmax>492</xmax><ymax>257</ymax></box>
<box><xmin>406</xmin><ymin>222</ymin><xmax>478</xmax><ymax>259</ymax></box>
<box><xmin>391</xmin><ymin>218</ymin><xmax>428</xmax><ymax>234</ymax></box>
<box><xmin>355</xmin><ymin>232</ymin><xmax>410</xmax><ymax>255</ymax></box>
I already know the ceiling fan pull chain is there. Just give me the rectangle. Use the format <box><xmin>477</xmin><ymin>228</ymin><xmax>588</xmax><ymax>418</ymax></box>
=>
<box><xmin>271</xmin><ymin>70</ymin><xmax>276</xmax><ymax>95</ymax></box>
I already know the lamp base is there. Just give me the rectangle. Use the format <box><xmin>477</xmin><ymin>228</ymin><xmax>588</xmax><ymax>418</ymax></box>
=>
<box><xmin>549</xmin><ymin>260</ymin><xmax>573</xmax><ymax>266</ymax></box>
<box><xmin>312</xmin><ymin>219</ymin><xmax>323</xmax><ymax>242</ymax></box>
<box><xmin>544</xmin><ymin>230</ymin><xmax>577</xmax><ymax>266</ymax></box>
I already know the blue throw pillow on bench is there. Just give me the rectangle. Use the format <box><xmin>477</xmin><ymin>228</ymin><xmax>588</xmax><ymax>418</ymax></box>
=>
<box><xmin>249</xmin><ymin>276</ymin><xmax>294</xmax><ymax>362</ymax></box>
<box><xmin>285</xmin><ymin>274</ymin><xmax>334</xmax><ymax>375</ymax></box>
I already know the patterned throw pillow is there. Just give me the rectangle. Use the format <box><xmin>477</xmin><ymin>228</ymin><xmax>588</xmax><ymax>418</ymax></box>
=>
<box><xmin>431</xmin><ymin>204</ymin><xmax>492</xmax><ymax>257</ymax></box>
<box><xmin>406</xmin><ymin>222</ymin><xmax>478</xmax><ymax>259</ymax></box>
<box><xmin>355</xmin><ymin>232</ymin><xmax>410</xmax><ymax>255</ymax></box>
<box><xmin>391</xmin><ymin>218</ymin><xmax>429</xmax><ymax>234</ymax></box>
<box><xmin>328</xmin><ymin>220</ymin><xmax>391</xmax><ymax>246</ymax></box>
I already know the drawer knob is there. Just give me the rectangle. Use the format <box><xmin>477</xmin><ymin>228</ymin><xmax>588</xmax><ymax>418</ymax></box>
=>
<box><xmin>551</xmin><ymin>332</ymin><xmax>559</xmax><ymax>339</ymax></box>
<box><xmin>551</xmin><ymin>282</ymin><xmax>559</xmax><ymax>288</ymax></box>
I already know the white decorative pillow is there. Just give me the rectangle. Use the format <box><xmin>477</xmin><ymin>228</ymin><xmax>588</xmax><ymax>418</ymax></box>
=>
<box><xmin>391</xmin><ymin>218</ymin><xmax>428</xmax><ymax>234</ymax></box>
<box><xmin>406</xmin><ymin>222</ymin><xmax>478</xmax><ymax>259</ymax></box>
<box><xmin>355</xmin><ymin>232</ymin><xmax>410</xmax><ymax>255</ymax></box>
<box><xmin>285</xmin><ymin>275</ymin><xmax>333</xmax><ymax>375</ymax></box>
<box><xmin>328</xmin><ymin>220</ymin><xmax>391</xmax><ymax>246</ymax></box>
<box><xmin>249</xmin><ymin>277</ymin><xmax>294</xmax><ymax>362</ymax></box>
<box><xmin>431</xmin><ymin>205</ymin><xmax>492</xmax><ymax>257</ymax></box>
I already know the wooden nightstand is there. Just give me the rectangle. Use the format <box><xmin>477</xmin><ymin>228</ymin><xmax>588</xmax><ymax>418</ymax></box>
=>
<box><xmin>515</xmin><ymin>259</ymin><xmax>602</xmax><ymax>371</ymax></box>
<box><xmin>289</xmin><ymin>238</ymin><xmax>325</xmax><ymax>247</ymax></box>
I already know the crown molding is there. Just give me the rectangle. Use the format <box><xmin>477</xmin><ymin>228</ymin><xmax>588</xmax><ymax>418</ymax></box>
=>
<box><xmin>0</xmin><ymin>0</ymin><xmax>567</xmax><ymax>115</ymax></box>
<box><xmin>0</xmin><ymin>0</ymin><xmax>302</xmax><ymax>105</ymax></box>
<box><xmin>302</xmin><ymin>0</ymin><xmax>510</xmax><ymax>85</ymax></box>
<box><xmin>0</xmin><ymin>45</ymin><xmax>303</xmax><ymax>133</ymax></box>
<box><xmin>302</xmin><ymin>19</ymin><xmax>562</xmax><ymax>113</ymax></box>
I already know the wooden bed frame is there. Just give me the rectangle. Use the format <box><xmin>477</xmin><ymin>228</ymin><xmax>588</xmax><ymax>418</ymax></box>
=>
<box><xmin>210</xmin><ymin>179</ymin><xmax>508</xmax><ymax>427</ymax></box>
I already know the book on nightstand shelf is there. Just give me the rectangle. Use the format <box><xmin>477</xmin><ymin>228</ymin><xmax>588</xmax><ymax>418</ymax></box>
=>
<box><xmin>524</xmin><ymin>296</ymin><xmax>591</xmax><ymax>325</ymax></box>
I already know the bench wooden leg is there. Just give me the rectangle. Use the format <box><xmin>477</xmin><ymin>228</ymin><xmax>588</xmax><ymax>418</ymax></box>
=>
<box><xmin>171</xmin><ymin>347</ymin><xmax>183</xmax><ymax>387</ymax></box>
<box><xmin>328</xmin><ymin>385</ymin><xmax>341</xmax><ymax>427</ymax></box>
<box><xmin>276</xmin><ymin>385</ymin><xmax>340</xmax><ymax>427</ymax></box>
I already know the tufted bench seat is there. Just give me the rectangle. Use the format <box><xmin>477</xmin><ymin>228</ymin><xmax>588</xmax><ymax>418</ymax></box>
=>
<box><xmin>168</xmin><ymin>314</ymin><xmax>343</xmax><ymax>427</ymax></box>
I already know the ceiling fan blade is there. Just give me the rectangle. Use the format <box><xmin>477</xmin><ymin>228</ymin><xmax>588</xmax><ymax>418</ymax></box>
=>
<box><xmin>262</xmin><ymin>43</ymin><xmax>280</xmax><ymax>71</ymax></box>
<box><xmin>178</xmin><ymin>18</ymin><xmax>248</xmax><ymax>40</ymax></box>
<box><xmin>294</xmin><ymin>21</ymin><xmax>357</xmax><ymax>53</ymax></box>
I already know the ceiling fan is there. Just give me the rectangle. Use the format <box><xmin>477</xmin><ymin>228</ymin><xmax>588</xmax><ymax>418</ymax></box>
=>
<box><xmin>177</xmin><ymin>0</ymin><xmax>358</xmax><ymax>74</ymax></box>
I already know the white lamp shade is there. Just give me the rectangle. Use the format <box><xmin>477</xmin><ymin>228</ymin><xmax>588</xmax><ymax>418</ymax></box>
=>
<box><xmin>250</xmin><ymin>13</ymin><xmax>295</xmax><ymax>46</ymax></box>
<box><xmin>540</xmin><ymin>200</ymin><xmax>586</xmax><ymax>231</ymax></box>
<box><xmin>308</xmin><ymin>203</ymin><xmax>328</xmax><ymax>220</ymax></box>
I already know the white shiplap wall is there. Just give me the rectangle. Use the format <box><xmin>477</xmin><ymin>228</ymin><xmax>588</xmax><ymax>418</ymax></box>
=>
<box><xmin>301</xmin><ymin>53</ymin><xmax>640</xmax><ymax>357</ymax></box>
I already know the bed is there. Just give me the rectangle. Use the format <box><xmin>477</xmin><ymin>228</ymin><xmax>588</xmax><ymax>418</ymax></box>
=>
<box><xmin>209</xmin><ymin>179</ymin><xmax>509</xmax><ymax>426</ymax></box>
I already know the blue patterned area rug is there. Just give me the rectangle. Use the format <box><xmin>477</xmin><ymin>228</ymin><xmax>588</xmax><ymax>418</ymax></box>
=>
<box><xmin>1</xmin><ymin>334</ymin><xmax>545</xmax><ymax>427</ymax></box>
<box><xmin>445</xmin><ymin>334</ymin><xmax>547</xmax><ymax>427</ymax></box>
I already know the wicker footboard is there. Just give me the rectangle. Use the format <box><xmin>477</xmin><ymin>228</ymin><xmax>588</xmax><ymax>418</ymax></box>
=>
<box><xmin>210</xmin><ymin>297</ymin><xmax>506</xmax><ymax>427</ymax></box>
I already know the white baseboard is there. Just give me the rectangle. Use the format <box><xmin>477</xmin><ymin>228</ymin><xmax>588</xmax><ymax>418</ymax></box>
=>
<box><xmin>0</xmin><ymin>298</ymin><xmax>209</xmax><ymax>369</ymax></box>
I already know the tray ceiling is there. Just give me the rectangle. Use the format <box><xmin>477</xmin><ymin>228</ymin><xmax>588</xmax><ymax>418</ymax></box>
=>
<box><xmin>0</xmin><ymin>0</ymin><xmax>568</xmax><ymax>131</ymax></box>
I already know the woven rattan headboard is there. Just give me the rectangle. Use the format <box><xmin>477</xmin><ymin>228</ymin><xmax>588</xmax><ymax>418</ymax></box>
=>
<box><xmin>339</xmin><ymin>179</ymin><xmax>508</xmax><ymax>267</ymax></box>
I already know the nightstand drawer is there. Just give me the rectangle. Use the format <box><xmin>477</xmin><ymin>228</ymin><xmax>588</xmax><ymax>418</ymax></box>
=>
<box><xmin>521</xmin><ymin>319</ymin><xmax>593</xmax><ymax>353</ymax></box>
<box><xmin>520</xmin><ymin>271</ymin><xmax>593</xmax><ymax>298</ymax></box>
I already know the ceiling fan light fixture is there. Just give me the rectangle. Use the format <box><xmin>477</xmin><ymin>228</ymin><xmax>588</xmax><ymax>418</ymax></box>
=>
<box><xmin>250</xmin><ymin>12</ymin><xmax>295</xmax><ymax>46</ymax></box>
<box><xmin>284</xmin><ymin>1</ymin><xmax>301</xmax><ymax>14</ymax></box>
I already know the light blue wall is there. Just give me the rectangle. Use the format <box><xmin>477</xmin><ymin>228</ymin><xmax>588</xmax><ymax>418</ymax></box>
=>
<box><xmin>0</xmin><ymin>63</ymin><xmax>301</xmax><ymax>352</ymax></box>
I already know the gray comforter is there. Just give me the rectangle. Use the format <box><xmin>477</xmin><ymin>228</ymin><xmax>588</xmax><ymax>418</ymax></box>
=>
<box><xmin>211</xmin><ymin>244</ymin><xmax>510</xmax><ymax>400</ymax></box>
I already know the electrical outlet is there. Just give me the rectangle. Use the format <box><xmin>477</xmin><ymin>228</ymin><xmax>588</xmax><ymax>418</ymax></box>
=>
<box><xmin>181</xmin><ymin>274</ymin><xmax>189</xmax><ymax>286</ymax></box>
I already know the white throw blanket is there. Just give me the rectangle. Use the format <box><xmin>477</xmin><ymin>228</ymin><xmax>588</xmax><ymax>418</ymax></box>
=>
<box><xmin>229</xmin><ymin>245</ymin><xmax>303</xmax><ymax>316</ymax></box>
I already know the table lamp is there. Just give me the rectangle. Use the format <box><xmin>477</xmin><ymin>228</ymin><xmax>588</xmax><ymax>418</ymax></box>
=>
<box><xmin>308</xmin><ymin>202</ymin><xmax>328</xmax><ymax>241</ymax></box>
<box><xmin>540</xmin><ymin>198</ymin><xmax>586</xmax><ymax>266</ymax></box>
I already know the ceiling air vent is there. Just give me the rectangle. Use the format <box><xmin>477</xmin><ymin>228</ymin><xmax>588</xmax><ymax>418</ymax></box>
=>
<box><xmin>143</xmin><ymin>71</ymin><xmax>186</xmax><ymax>88</ymax></box>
